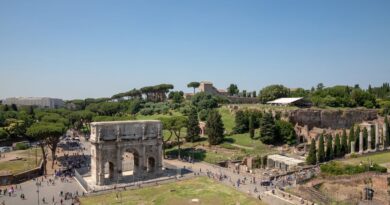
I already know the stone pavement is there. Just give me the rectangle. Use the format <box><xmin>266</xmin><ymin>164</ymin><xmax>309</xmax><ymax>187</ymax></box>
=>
<box><xmin>0</xmin><ymin>175</ymin><xmax>83</xmax><ymax>205</ymax></box>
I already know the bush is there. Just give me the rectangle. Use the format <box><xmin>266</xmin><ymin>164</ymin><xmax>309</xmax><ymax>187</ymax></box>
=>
<box><xmin>15</xmin><ymin>142</ymin><xmax>29</xmax><ymax>150</ymax></box>
<box><xmin>320</xmin><ymin>161</ymin><xmax>387</xmax><ymax>175</ymax></box>
<box><xmin>191</xmin><ymin>93</ymin><xmax>218</xmax><ymax>110</ymax></box>
<box><xmin>139</xmin><ymin>108</ymin><xmax>154</xmax><ymax>115</ymax></box>
<box><xmin>198</xmin><ymin>109</ymin><xmax>209</xmax><ymax>121</ymax></box>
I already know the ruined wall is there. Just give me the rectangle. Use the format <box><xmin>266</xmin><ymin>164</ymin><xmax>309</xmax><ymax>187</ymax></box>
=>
<box><xmin>289</xmin><ymin>109</ymin><xmax>378</xmax><ymax>129</ymax></box>
<box><xmin>227</xmin><ymin>96</ymin><xmax>261</xmax><ymax>104</ymax></box>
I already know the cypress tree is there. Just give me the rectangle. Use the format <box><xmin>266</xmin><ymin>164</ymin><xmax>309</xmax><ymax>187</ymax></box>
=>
<box><xmin>317</xmin><ymin>134</ymin><xmax>325</xmax><ymax>163</ymax></box>
<box><xmin>259</xmin><ymin>112</ymin><xmax>276</xmax><ymax>144</ymax></box>
<box><xmin>206</xmin><ymin>109</ymin><xmax>225</xmax><ymax>145</ymax></box>
<box><xmin>233</xmin><ymin>110</ymin><xmax>248</xmax><ymax>134</ymax></box>
<box><xmin>306</xmin><ymin>138</ymin><xmax>317</xmax><ymax>165</ymax></box>
<box><xmin>362</xmin><ymin>127</ymin><xmax>368</xmax><ymax>150</ymax></box>
<box><xmin>249</xmin><ymin>114</ymin><xmax>255</xmax><ymax>139</ymax></box>
<box><xmin>334</xmin><ymin>134</ymin><xmax>341</xmax><ymax>158</ymax></box>
<box><xmin>186</xmin><ymin>107</ymin><xmax>201</xmax><ymax>142</ymax></box>
<box><xmin>385</xmin><ymin>116</ymin><xmax>390</xmax><ymax>147</ymax></box>
<box><xmin>341</xmin><ymin>129</ymin><xmax>348</xmax><ymax>156</ymax></box>
<box><xmin>11</xmin><ymin>104</ymin><xmax>18</xmax><ymax>111</ymax></box>
<box><xmin>371</xmin><ymin>125</ymin><xmax>376</xmax><ymax>149</ymax></box>
<box><xmin>355</xmin><ymin>127</ymin><xmax>361</xmax><ymax>152</ymax></box>
<box><xmin>325</xmin><ymin>135</ymin><xmax>334</xmax><ymax>161</ymax></box>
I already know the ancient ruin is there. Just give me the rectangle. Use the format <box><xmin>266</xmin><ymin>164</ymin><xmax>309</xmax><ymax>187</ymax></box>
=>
<box><xmin>352</xmin><ymin>121</ymin><xmax>389</xmax><ymax>154</ymax></box>
<box><xmin>89</xmin><ymin>120</ymin><xmax>163</xmax><ymax>186</ymax></box>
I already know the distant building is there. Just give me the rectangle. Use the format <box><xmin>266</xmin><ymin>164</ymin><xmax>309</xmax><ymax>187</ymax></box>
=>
<box><xmin>2</xmin><ymin>97</ymin><xmax>65</xmax><ymax>108</ymax></box>
<box><xmin>198</xmin><ymin>81</ymin><xmax>228</xmax><ymax>96</ymax></box>
<box><xmin>267</xmin><ymin>97</ymin><xmax>310</xmax><ymax>107</ymax></box>
<box><xmin>184</xmin><ymin>81</ymin><xmax>260</xmax><ymax>104</ymax></box>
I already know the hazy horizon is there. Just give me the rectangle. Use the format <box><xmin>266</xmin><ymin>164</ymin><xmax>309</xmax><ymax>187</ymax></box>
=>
<box><xmin>1</xmin><ymin>0</ymin><xmax>389</xmax><ymax>100</ymax></box>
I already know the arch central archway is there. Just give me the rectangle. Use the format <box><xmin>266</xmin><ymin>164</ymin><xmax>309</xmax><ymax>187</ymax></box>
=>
<box><xmin>121</xmin><ymin>149</ymin><xmax>140</xmax><ymax>178</ymax></box>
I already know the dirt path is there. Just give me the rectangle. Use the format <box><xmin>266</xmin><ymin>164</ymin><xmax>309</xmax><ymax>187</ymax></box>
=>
<box><xmin>231</xmin><ymin>144</ymin><xmax>254</xmax><ymax>150</ymax></box>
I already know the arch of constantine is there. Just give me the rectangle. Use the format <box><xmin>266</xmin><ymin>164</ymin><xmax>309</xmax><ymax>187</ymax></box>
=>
<box><xmin>89</xmin><ymin>120</ymin><xmax>163</xmax><ymax>186</ymax></box>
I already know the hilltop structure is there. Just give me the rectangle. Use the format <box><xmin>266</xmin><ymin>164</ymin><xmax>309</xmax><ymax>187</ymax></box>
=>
<box><xmin>185</xmin><ymin>81</ymin><xmax>260</xmax><ymax>104</ymax></box>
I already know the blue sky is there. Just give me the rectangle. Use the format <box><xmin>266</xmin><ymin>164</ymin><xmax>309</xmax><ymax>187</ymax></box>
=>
<box><xmin>0</xmin><ymin>0</ymin><xmax>389</xmax><ymax>100</ymax></box>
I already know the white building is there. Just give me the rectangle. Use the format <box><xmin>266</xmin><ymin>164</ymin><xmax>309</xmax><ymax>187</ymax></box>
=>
<box><xmin>2</xmin><ymin>97</ymin><xmax>65</xmax><ymax>108</ymax></box>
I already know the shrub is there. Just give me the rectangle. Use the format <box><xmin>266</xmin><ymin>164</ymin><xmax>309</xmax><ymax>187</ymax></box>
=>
<box><xmin>198</xmin><ymin>109</ymin><xmax>209</xmax><ymax>121</ymax></box>
<box><xmin>140</xmin><ymin>108</ymin><xmax>154</xmax><ymax>115</ymax></box>
<box><xmin>15</xmin><ymin>142</ymin><xmax>29</xmax><ymax>150</ymax></box>
<box><xmin>320</xmin><ymin>161</ymin><xmax>387</xmax><ymax>175</ymax></box>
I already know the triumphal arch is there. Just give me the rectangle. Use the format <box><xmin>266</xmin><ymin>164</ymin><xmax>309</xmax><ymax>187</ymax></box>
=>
<box><xmin>89</xmin><ymin>120</ymin><xmax>163</xmax><ymax>185</ymax></box>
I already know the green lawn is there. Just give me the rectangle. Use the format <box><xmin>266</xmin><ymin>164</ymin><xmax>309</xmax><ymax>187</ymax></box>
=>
<box><xmin>226</xmin><ymin>133</ymin><xmax>262</xmax><ymax>148</ymax></box>
<box><xmin>80</xmin><ymin>177</ymin><xmax>264</xmax><ymax>205</ymax></box>
<box><xmin>0</xmin><ymin>148</ymin><xmax>42</xmax><ymax>174</ymax></box>
<box><xmin>235</xmin><ymin>104</ymin><xmax>298</xmax><ymax>111</ymax></box>
<box><xmin>218</xmin><ymin>107</ymin><xmax>235</xmax><ymax>132</ymax></box>
<box><xmin>340</xmin><ymin>151</ymin><xmax>390</xmax><ymax>166</ymax></box>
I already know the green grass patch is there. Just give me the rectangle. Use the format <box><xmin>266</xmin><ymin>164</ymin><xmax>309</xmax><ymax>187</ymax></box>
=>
<box><xmin>0</xmin><ymin>148</ymin><xmax>42</xmax><ymax>174</ymax></box>
<box><xmin>340</xmin><ymin>151</ymin><xmax>390</xmax><ymax>166</ymax></box>
<box><xmin>320</xmin><ymin>161</ymin><xmax>387</xmax><ymax>176</ymax></box>
<box><xmin>226</xmin><ymin>133</ymin><xmax>262</xmax><ymax>148</ymax></box>
<box><xmin>80</xmin><ymin>177</ymin><xmax>264</xmax><ymax>205</ymax></box>
<box><xmin>218</xmin><ymin>107</ymin><xmax>235</xmax><ymax>132</ymax></box>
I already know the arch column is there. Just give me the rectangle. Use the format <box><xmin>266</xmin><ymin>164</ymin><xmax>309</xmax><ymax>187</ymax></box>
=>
<box><xmin>384</xmin><ymin>123</ymin><xmax>388</xmax><ymax>150</ymax></box>
<box><xmin>359</xmin><ymin>131</ymin><xmax>364</xmax><ymax>154</ymax></box>
<box><xmin>367</xmin><ymin>126</ymin><xmax>372</xmax><ymax>152</ymax></box>
<box><xmin>375</xmin><ymin>123</ymin><xmax>379</xmax><ymax>151</ymax></box>
<box><xmin>116</xmin><ymin>144</ymin><xmax>123</xmax><ymax>182</ymax></box>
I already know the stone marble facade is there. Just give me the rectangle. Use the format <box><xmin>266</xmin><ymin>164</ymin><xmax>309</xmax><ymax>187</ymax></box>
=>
<box><xmin>89</xmin><ymin>120</ymin><xmax>163</xmax><ymax>186</ymax></box>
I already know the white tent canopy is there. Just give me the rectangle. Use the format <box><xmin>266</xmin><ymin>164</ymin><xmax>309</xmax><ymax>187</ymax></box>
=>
<box><xmin>267</xmin><ymin>97</ymin><xmax>303</xmax><ymax>105</ymax></box>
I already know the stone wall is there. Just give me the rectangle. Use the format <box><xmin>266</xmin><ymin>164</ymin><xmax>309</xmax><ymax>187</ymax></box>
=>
<box><xmin>0</xmin><ymin>159</ymin><xmax>44</xmax><ymax>185</ymax></box>
<box><xmin>289</xmin><ymin>109</ymin><xmax>378</xmax><ymax>129</ymax></box>
<box><xmin>227</xmin><ymin>96</ymin><xmax>261</xmax><ymax>104</ymax></box>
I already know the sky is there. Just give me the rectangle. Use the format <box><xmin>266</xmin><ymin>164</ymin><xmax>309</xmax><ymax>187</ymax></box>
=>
<box><xmin>0</xmin><ymin>0</ymin><xmax>389</xmax><ymax>100</ymax></box>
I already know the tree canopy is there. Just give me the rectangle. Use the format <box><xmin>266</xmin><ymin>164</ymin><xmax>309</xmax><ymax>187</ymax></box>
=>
<box><xmin>259</xmin><ymin>85</ymin><xmax>290</xmax><ymax>104</ymax></box>
<box><xmin>227</xmin><ymin>84</ymin><xmax>239</xmax><ymax>96</ymax></box>
<box><xmin>187</xmin><ymin>82</ymin><xmax>200</xmax><ymax>94</ymax></box>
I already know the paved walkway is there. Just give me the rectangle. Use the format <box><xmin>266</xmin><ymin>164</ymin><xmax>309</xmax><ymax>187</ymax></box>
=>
<box><xmin>0</xmin><ymin>175</ymin><xmax>83</xmax><ymax>205</ymax></box>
